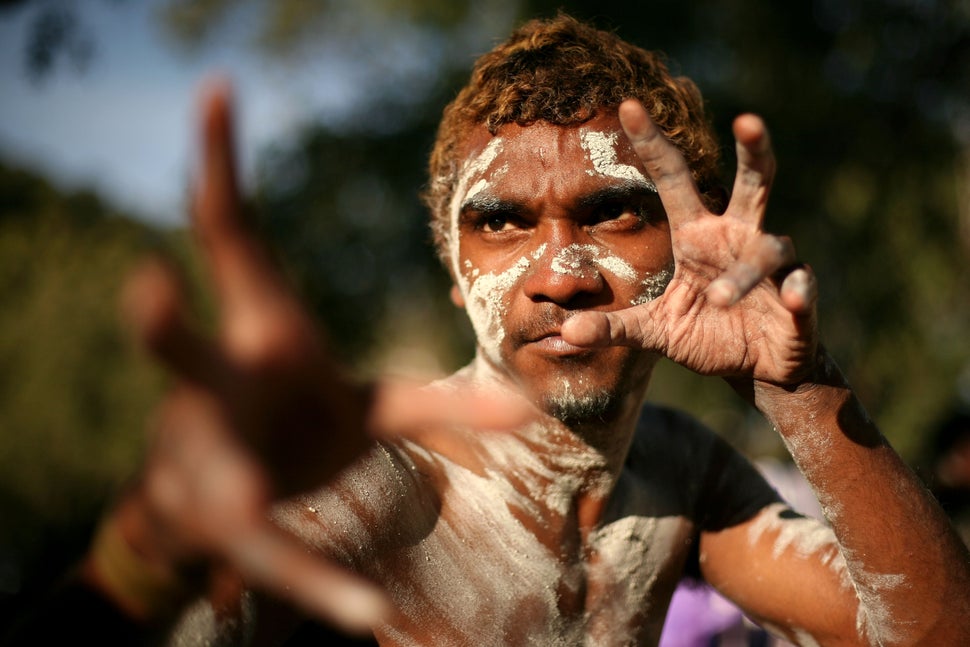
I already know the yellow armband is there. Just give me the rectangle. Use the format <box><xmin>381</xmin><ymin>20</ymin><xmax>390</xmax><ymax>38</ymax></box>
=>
<box><xmin>89</xmin><ymin>515</ymin><xmax>193</xmax><ymax>621</ymax></box>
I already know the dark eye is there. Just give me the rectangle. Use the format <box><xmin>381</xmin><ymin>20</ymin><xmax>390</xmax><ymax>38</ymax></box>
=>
<box><xmin>600</xmin><ymin>202</ymin><xmax>627</xmax><ymax>221</ymax></box>
<box><xmin>590</xmin><ymin>202</ymin><xmax>642</xmax><ymax>227</ymax></box>
<box><xmin>478</xmin><ymin>213</ymin><xmax>518</xmax><ymax>233</ymax></box>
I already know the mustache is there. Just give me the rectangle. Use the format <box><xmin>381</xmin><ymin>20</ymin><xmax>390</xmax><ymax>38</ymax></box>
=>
<box><xmin>511</xmin><ymin>306</ymin><xmax>573</xmax><ymax>346</ymax></box>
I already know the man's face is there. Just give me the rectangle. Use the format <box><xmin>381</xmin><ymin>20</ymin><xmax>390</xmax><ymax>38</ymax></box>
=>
<box><xmin>446</xmin><ymin>112</ymin><xmax>674</xmax><ymax>423</ymax></box>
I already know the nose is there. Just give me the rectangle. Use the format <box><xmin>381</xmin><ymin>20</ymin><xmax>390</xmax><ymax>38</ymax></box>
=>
<box><xmin>522</xmin><ymin>225</ymin><xmax>605</xmax><ymax>306</ymax></box>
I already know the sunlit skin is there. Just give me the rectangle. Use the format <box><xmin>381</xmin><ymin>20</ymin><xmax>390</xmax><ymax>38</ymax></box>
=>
<box><xmin>71</xmin><ymin>84</ymin><xmax>970</xmax><ymax>647</ymax></box>
<box><xmin>449</xmin><ymin>114</ymin><xmax>674</xmax><ymax>436</ymax></box>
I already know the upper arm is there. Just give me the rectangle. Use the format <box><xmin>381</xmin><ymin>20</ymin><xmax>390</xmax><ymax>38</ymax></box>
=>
<box><xmin>699</xmin><ymin>503</ymin><xmax>862</xmax><ymax>646</ymax></box>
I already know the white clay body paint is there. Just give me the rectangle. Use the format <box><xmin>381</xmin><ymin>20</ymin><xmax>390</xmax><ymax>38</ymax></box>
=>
<box><xmin>746</xmin><ymin>504</ymin><xmax>843</xmax><ymax>647</ymax></box>
<box><xmin>449</xmin><ymin>130</ymin><xmax>672</xmax><ymax>369</ymax></box>
<box><xmin>285</xmin><ymin>367</ymin><xmax>690</xmax><ymax>646</ymax></box>
<box><xmin>446</xmin><ymin>137</ymin><xmax>506</xmax><ymax>276</ymax></box>
<box><xmin>774</xmin><ymin>405</ymin><xmax>909</xmax><ymax>647</ymax></box>
<box><xmin>580</xmin><ymin>129</ymin><xmax>657</xmax><ymax>190</ymax></box>
<box><xmin>791</xmin><ymin>628</ymin><xmax>822</xmax><ymax>647</ymax></box>
<box><xmin>747</xmin><ymin>503</ymin><xmax>846</xmax><ymax>574</ymax></box>
<box><xmin>548</xmin><ymin>243</ymin><xmax>671</xmax><ymax>306</ymax></box>
<box><xmin>842</xmin><ymin>549</ymin><xmax>909</xmax><ymax>646</ymax></box>
<box><xmin>746</xmin><ymin>503</ymin><xmax>911</xmax><ymax>646</ymax></box>
<box><xmin>462</xmin><ymin>243</ymin><xmax>669</xmax><ymax>365</ymax></box>
<box><xmin>633</xmin><ymin>265</ymin><xmax>674</xmax><ymax>305</ymax></box>
<box><xmin>551</xmin><ymin>243</ymin><xmax>636</xmax><ymax>282</ymax></box>
<box><xmin>458</xmin><ymin>244</ymin><xmax>548</xmax><ymax>364</ymax></box>
<box><xmin>576</xmin><ymin>129</ymin><xmax>671</xmax><ymax>306</ymax></box>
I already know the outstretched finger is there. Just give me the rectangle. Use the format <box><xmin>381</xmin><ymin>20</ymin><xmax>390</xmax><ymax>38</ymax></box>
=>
<box><xmin>121</xmin><ymin>258</ymin><xmax>226</xmax><ymax>388</ymax></box>
<box><xmin>728</xmin><ymin>114</ymin><xmax>776</xmax><ymax>227</ymax></box>
<box><xmin>224</xmin><ymin>524</ymin><xmax>390</xmax><ymax>636</ymax></box>
<box><xmin>193</xmin><ymin>79</ymin><xmax>289</xmax><ymax>318</ymax></box>
<box><xmin>618</xmin><ymin>99</ymin><xmax>707</xmax><ymax>227</ymax></box>
<box><xmin>367</xmin><ymin>378</ymin><xmax>536</xmax><ymax>438</ymax></box>
<box><xmin>707</xmin><ymin>234</ymin><xmax>796</xmax><ymax>306</ymax></box>
<box><xmin>779</xmin><ymin>265</ymin><xmax>818</xmax><ymax>318</ymax></box>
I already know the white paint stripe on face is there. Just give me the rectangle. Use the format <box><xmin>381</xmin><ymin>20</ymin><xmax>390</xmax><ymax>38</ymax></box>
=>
<box><xmin>461</xmin><ymin>255</ymin><xmax>532</xmax><ymax>365</ymax></box>
<box><xmin>580</xmin><ymin>129</ymin><xmax>657</xmax><ymax>190</ymax></box>
<box><xmin>447</xmin><ymin>137</ymin><xmax>505</xmax><ymax>279</ymax></box>
<box><xmin>550</xmin><ymin>243</ymin><xmax>636</xmax><ymax>282</ymax></box>
<box><xmin>548</xmin><ymin>244</ymin><xmax>670</xmax><ymax>306</ymax></box>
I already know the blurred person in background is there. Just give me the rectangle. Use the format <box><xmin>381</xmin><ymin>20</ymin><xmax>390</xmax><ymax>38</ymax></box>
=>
<box><xmin>919</xmin><ymin>406</ymin><xmax>970</xmax><ymax>545</ymax></box>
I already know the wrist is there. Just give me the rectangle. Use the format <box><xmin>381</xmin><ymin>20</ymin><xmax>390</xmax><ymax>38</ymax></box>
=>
<box><xmin>82</xmin><ymin>490</ymin><xmax>201</xmax><ymax>622</ymax></box>
<box><xmin>745</xmin><ymin>347</ymin><xmax>865</xmax><ymax>437</ymax></box>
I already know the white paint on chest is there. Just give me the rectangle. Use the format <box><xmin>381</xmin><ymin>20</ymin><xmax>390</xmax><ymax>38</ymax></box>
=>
<box><xmin>379</xmin><ymin>434</ymin><xmax>687</xmax><ymax>647</ymax></box>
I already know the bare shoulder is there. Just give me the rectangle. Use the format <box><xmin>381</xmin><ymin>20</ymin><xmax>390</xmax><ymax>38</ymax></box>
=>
<box><xmin>273</xmin><ymin>440</ymin><xmax>440</xmax><ymax>567</ymax></box>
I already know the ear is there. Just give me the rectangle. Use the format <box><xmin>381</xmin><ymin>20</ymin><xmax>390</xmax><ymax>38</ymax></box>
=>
<box><xmin>449</xmin><ymin>284</ymin><xmax>466</xmax><ymax>308</ymax></box>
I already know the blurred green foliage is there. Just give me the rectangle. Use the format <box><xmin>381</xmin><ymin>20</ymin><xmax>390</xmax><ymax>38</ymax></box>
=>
<box><xmin>2</xmin><ymin>0</ymin><xmax>970</xmax><ymax>619</ymax></box>
<box><xmin>0</xmin><ymin>161</ymin><xmax>175</xmax><ymax>610</ymax></box>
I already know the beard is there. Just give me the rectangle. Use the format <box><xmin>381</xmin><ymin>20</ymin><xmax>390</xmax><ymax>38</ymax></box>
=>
<box><xmin>501</xmin><ymin>306</ymin><xmax>654</xmax><ymax>428</ymax></box>
<box><xmin>542</xmin><ymin>389</ymin><xmax>616</xmax><ymax>427</ymax></box>
<box><xmin>541</xmin><ymin>374</ymin><xmax>619</xmax><ymax>426</ymax></box>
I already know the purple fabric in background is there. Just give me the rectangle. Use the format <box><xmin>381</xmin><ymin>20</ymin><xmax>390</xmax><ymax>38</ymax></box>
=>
<box><xmin>659</xmin><ymin>459</ymin><xmax>814</xmax><ymax>647</ymax></box>
<box><xmin>659</xmin><ymin>582</ymin><xmax>744</xmax><ymax>647</ymax></box>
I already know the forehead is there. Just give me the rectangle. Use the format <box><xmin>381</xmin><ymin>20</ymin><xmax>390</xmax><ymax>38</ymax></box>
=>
<box><xmin>454</xmin><ymin>112</ymin><xmax>644</xmax><ymax>190</ymax></box>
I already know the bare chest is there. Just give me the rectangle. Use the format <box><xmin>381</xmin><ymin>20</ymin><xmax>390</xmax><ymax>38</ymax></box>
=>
<box><xmin>366</xmin><ymin>461</ymin><xmax>695</xmax><ymax>647</ymax></box>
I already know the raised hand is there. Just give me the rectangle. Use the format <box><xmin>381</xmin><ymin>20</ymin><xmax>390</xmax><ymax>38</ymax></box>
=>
<box><xmin>562</xmin><ymin>99</ymin><xmax>819</xmax><ymax>386</ymax></box>
<box><xmin>94</xmin><ymin>80</ymin><xmax>530</xmax><ymax>634</ymax></box>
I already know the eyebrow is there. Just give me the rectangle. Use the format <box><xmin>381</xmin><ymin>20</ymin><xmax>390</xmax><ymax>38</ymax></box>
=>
<box><xmin>575</xmin><ymin>180</ymin><xmax>658</xmax><ymax>210</ymax></box>
<box><xmin>458</xmin><ymin>179</ymin><xmax>659</xmax><ymax>222</ymax></box>
<box><xmin>459</xmin><ymin>194</ymin><xmax>525</xmax><ymax>222</ymax></box>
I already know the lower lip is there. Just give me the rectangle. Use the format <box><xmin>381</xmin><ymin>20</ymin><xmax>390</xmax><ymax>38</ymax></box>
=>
<box><xmin>530</xmin><ymin>335</ymin><xmax>590</xmax><ymax>356</ymax></box>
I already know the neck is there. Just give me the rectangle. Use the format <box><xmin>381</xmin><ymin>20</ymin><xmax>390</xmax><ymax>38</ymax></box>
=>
<box><xmin>462</xmin><ymin>353</ymin><xmax>647</xmax><ymax>480</ymax></box>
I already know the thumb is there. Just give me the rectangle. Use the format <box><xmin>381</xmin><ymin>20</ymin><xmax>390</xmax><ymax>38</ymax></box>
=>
<box><xmin>561</xmin><ymin>307</ymin><xmax>657</xmax><ymax>349</ymax></box>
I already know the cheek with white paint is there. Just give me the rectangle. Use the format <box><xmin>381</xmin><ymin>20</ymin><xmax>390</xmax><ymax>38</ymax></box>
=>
<box><xmin>632</xmin><ymin>264</ymin><xmax>674</xmax><ymax>305</ymax></box>
<box><xmin>460</xmin><ymin>245</ymin><xmax>548</xmax><ymax>364</ymax></box>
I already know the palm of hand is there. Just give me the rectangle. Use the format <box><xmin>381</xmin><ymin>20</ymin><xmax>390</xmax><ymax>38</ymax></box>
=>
<box><xmin>653</xmin><ymin>216</ymin><xmax>816</xmax><ymax>384</ymax></box>
<box><xmin>118</xmin><ymin>82</ymin><xmax>532</xmax><ymax>632</ymax></box>
<box><xmin>563</xmin><ymin>100</ymin><xmax>818</xmax><ymax>386</ymax></box>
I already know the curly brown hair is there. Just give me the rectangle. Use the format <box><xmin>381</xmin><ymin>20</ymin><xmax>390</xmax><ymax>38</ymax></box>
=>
<box><xmin>424</xmin><ymin>14</ymin><xmax>722</xmax><ymax>262</ymax></box>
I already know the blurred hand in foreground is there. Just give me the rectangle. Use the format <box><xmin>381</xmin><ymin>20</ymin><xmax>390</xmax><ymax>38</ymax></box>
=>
<box><xmin>90</xmin><ymin>80</ymin><xmax>532</xmax><ymax>636</ymax></box>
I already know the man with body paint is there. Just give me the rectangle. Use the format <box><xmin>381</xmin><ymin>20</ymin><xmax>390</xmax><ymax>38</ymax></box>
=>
<box><xmin>6</xmin><ymin>14</ymin><xmax>969</xmax><ymax>647</ymax></box>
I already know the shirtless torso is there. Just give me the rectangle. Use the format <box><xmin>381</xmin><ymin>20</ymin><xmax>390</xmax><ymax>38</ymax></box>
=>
<box><xmin>272</xmin><ymin>359</ymin><xmax>779</xmax><ymax>647</ymax></box>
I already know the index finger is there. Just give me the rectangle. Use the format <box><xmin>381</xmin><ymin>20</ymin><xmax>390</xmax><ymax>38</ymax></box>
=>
<box><xmin>618</xmin><ymin>99</ymin><xmax>707</xmax><ymax>227</ymax></box>
<box><xmin>193</xmin><ymin>79</ymin><xmax>288</xmax><ymax>315</ymax></box>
